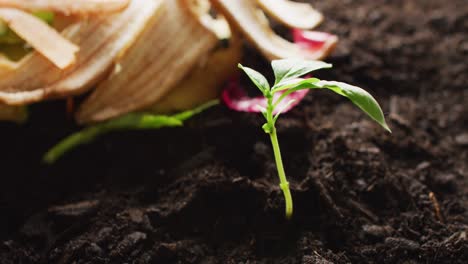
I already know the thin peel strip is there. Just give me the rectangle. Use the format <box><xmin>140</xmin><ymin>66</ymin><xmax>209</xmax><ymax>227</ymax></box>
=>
<box><xmin>76</xmin><ymin>0</ymin><xmax>219</xmax><ymax>123</ymax></box>
<box><xmin>0</xmin><ymin>0</ymin><xmax>162</xmax><ymax>105</ymax></box>
<box><xmin>210</xmin><ymin>0</ymin><xmax>336</xmax><ymax>60</ymax></box>
<box><xmin>256</xmin><ymin>0</ymin><xmax>323</xmax><ymax>29</ymax></box>
<box><xmin>0</xmin><ymin>0</ymin><xmax>130</xmax><ymax>15</ymax></box>
<box><xmin>0</xmin><ymin>8</ymin><xmax>79</xmax><ymax>69</ymax></box>
<box><xmin>149</xmin><ymin>30</ymin><xmax>242</xmax><ymax>114</ymax></box>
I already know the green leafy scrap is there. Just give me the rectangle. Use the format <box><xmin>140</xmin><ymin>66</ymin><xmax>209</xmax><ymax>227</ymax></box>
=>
<box><xmin>43</xmin><ymin>100</ymin><xmax>219</xmax><ymax>164</ymax></box>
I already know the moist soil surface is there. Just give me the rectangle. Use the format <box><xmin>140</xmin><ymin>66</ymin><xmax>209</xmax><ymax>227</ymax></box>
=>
<box><xmin>1</xmin><ymin>0</ymin><xmax>467</xmax><ymax>263</ymax></box>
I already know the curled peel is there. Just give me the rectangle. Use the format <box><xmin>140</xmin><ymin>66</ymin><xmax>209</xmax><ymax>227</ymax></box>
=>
<box><xmin>293</xmin><ymin>29</ymin><xmax>338</xmax><ymax>55</ymax></box>
<box><xmin>0</xmin><ymin>0</ymin><xmax>158</xmax><ymax>105</ymax></box>
<box><xmin>256</xmin><ymin>0</ymin><xmax>323</xmax><ymax>30</ymax></box>
<box><xmin>0</xmin><ymin>8</ymin><xmax>79</xmax><ymax>69</ymax></box>
<box><xmin>149</xmin><ymin>31</ymin><xmax>242</xmax><ymax>114</ymax></box>
<box><xmin>210</xmin><ymin>0</ymin><xmax>336</xmax><ymax>60</ymax></box>
<box><xmin>0</xmin><ymin>0</ymin><xmax>130</xmax><ymax>16</ymax></box>
<box><xmin>76</xmin><ymin>0</ymin><xmax>219</xmax><ymax>123</ymax></box>
<box><xmin>0</xmin><ymin>0</ymin><xmax>338</xmax><ymax>123</ymax></box>
<box><xmin>222</xmin><ymin>78</ymin><xmax>309</xmax><ymax>114</ymax></box>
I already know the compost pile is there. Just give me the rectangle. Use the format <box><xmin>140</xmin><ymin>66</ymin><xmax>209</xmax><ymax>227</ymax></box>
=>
<box><xmin>0</xmin><ymin>0</ymin><xmax>467</xmax><ymax>263</ymax></box>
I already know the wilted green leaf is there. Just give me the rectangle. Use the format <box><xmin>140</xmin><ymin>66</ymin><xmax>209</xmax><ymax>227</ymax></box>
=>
<box><xmin>43</xmin><ymin>100</ymin><xmax>219</xmax><ymax>164</ymax></box>
<box><xmin>172</xmin><ymin>99</ymin><xmax>219</xmax><ymax>121</ymax></box>
<box><xmin>43</xmin><ymin>115</ymin><xmax>183</xmax><ymax>164</ymax></box>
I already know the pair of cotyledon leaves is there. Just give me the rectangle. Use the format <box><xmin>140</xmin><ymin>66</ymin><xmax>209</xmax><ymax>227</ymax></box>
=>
<box><xmin>238</xmin><ymin>58</ymin><xmax>391</xmax><ymax>133</ymax></box>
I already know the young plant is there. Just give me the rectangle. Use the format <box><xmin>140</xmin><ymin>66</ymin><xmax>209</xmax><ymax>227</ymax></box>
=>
<box><xmin>238</xmin><ymin>58</ymin><xmax>390</xmax><ymax>219</ymax></box>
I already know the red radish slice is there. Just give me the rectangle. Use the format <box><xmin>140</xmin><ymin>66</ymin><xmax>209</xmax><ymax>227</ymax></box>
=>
<box><xmin>222</xmin><ymin>78</ymin><xmax>309</xmax><ymax>114</ymax></box>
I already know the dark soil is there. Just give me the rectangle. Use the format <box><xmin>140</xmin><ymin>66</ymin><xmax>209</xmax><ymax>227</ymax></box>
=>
<box><xmin>1</xmin><ymin>0</ymin><xmax>467</xmax><ymax>263</ymax></box>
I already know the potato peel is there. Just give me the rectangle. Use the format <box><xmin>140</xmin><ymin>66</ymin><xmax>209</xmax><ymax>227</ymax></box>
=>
<box><xmin>0</xmin><ymin>0</ymin><xmax>161</xmax><ymax>105</ymax></box>
<box><xmin>256</xmin><ymin>0</ymin><xmax>323</xmax><ymax>30</ymax></box>
<box><xmin>76</xmin><ymin>0</ymin><xmax>219</xmax><ymax>123</ymax></box>
<box><xmin>209</xmin><ymin>0</ymin><xmax>336</xmax><ymax>60</ymax></box>
<box><xmin>0</xmin><ymin>0</ymin><xmax>338</xmax><ymax>123</ymax></box>
<box><xmin>0</xmin><ymin>8</ymin><xmax>79</xmax><ymax>69</ymax></box>
<box><xmin>0</xmin><ymin>0</ymin><xmax>130</xmax><ymax>16</ymax></box>
<box><xmin>149</xmin><ymin>30</ymin><xmax>242</xmax><ymax>114</ymax></box>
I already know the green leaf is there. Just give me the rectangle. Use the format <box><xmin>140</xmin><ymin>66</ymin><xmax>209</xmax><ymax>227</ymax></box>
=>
<box><xmin>316</xmin><ymin>81</ymin><xmax>391</xmax><ymax>132</ymax></box>
<box><xmin>272</xmin><ymin>78</ymin><xmax>320</xmax><ymax>108</ymax></box>
<box><xmin>273</xmin><ymin>77</ymin><xmax>320</xmax><ymax>92</ymax></box>
<box><xmin>43</xmin><ymin>100</ymin><xmax>219</xmax><ymax>164</ymax></box>
<box><xmin>171</xmin><ymin>99</ymin><xmax>219</xmax><ymax>121</ymax></box>
<box><xmin>238</xmin><ymin>63</ymin><xmax>270</xmax><ymax>95</ymax></box>
<box><xmin>272</xmin><ymin>59</ymin><xmax>332</xmax><ymax>88</ymax></box>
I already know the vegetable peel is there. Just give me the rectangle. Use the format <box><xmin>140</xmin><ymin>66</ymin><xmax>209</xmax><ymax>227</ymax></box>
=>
<box><xmin>0</xmin><ymin>8</ymin><xmax>79</xmax><ymax>69</ymax></box>
<box><xmin>0</xmin><ymin>0</ymin><xmax>162</xmax><ymax>105</ymax></box>
<box><xmin>75</xmin><ymin>0</ymin><xmax>219</xmax><ymax>124</ymax></box>
<box><xmin>0</xmin><ymin>0</ymin><xmax>130</xmax><ymax>16</ymax></box>
<box><xmin>256</xmin><ymin>0</ymin><xmax>323</xmax><ymax>30</ymax></box>
<box><xmin>43</xmin><ymin>100</ymin><xmax>219</xmax><ymax>164</ymax></box>
<box><xmin>210</xmin><ymin>0</ymin><xmax>337</xmax><ymax>60</ymax></box>
<box><xmin>0</xmin><ymin>0</ymin><xmax>339</xmax><ymax>123</ymax></box>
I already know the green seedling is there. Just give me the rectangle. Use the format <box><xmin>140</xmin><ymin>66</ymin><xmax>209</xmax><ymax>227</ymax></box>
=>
<box><xmin>239</xmin><ymin>58</ymin><xmax>390</xmax><ymax>219</ymax></box>
<box><xmin>43</xmin><ymin>100</ymin><xmax>219</xmax><ymax>164</ymax></box>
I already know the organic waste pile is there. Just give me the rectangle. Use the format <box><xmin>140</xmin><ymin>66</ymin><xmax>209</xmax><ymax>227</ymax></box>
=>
<box><xmin>0</xmin><ymin>0</ymin><xmax>467</xmax><ymax>263</ymax></box>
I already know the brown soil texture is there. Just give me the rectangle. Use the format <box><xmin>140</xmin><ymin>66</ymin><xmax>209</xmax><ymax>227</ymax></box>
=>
<box><xmin>0</xmin><ymin>0</ymin><xmax>467</xmax><ymax>263</ymax></box>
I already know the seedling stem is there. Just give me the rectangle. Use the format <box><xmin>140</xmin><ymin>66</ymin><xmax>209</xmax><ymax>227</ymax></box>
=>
<box><xmin>239</xmin><ymin>59</ymin><xmax>390</xmax><ymax>219</ymax></box>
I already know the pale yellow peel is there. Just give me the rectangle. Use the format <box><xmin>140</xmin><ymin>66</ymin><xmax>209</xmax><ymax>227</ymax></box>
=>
<box><xmin>149</xmin><ymin>30</ymin><xmax>242</xmax><ymax>114</ymax></box>
<box><xmin>76</xmin><ymin>0</ymin><xmax>219</xmax><ymax>124</ymax></box>
<box><xmin>0</xmin><ymin>0</ymin><xmax>130</xmax><ymax>16</ymax></box>
<box><xmin>0</xmin><ymin>54</ymin><xmax>17</xmax><ymax>72</ymax></box>
<box><xmin>256</xmin><ymin>0</ymin><xmax>323</xmax><ymax>30</ymax></box>
<box><xmin>210</xmin><ymin>0</ymin><xmax>336</xmax><ymax>61</ymax></box>
<box><xmin>0</xmin><ymin>0</ymin><xmax>338</xmax><ymax>124</ymax></box>
<box><xmin>0</xmin><ymin>8</ymin><xmax>79</xmax><ymax>69</ymax></box>
<box><xmin>0</xmin><ymin>0</ymin><xmax>162</xmax><ymax>105</ymax></box>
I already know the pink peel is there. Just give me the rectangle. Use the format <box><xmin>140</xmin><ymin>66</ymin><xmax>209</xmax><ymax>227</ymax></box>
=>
<box><xmin>223</xmin><ymin>29</ymin><xmax>336</xmax><ymax>114</ymax></box>
<box><xmin>293</xmin><ymin>29</ymin><xmax>336</xmax><ymax>53</ymax></box>
<box><xmin>222</xmin><ymin>79</ymin><xmax>308</xmax><ymax>114</ymax></box>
